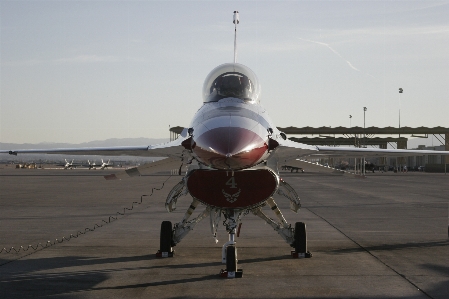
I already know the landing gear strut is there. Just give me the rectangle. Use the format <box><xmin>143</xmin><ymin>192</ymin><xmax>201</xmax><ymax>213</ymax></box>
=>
<box><xmin>157</xmin><ymin>175</ymin><xmax>311</xmax><ymax>275</ymax></box>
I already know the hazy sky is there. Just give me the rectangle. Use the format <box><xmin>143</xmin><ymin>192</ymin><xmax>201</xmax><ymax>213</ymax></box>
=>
<box><xmin>1</xmin><ymin>1</ymin><xmax>448</xmax><ymax>144</ymax></box>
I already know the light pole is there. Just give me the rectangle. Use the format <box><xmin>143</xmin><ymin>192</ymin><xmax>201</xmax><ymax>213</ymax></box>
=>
<box><xmin>363</xmin><ymin>107</ymin><xmax>367</xmax><ymax>148</ymax></box>
<box><xmin>398</xmin><ymin>88</ymin><xmax>403</xmax><ymax>172</ymax></box>
<box><xmin>349</xmin><ymin>114</ymin><xmax>354</xmax><ymax>172</ymax></box>
<box><xmin>399</xmin><ymin>88</ymin><xmax>403</xmax><ymax>137</ymax></box>
<box><xmin>363</xmin><ymin>107</ymin><xmax>367</xmax><ymax>176</ymax></box>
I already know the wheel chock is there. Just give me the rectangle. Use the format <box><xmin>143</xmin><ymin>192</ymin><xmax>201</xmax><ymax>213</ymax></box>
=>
<box><xmin>291</xmin><ymin>250</ymin><xmax>312</xmax><ymax>258</ymax></box>
<box><xmin>219</xmin><ymin>269</ymin><xmax>243</xmax><ymax>278</ymax></box>
<box><xmin>156</xmin><ymin>250</ymin><xmax>174</xmax><ymax>258</ymax></box>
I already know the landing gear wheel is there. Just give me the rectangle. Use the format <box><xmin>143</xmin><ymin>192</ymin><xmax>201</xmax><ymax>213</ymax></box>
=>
<box><xmin>157</xmin><ymin>221</ymin><xmax>174</xmax><ymax>257</ymax></box>
<box><xmin>220</xmin><ymin>245</ymin><xmax>242</xmax><ymax>278</ymax></box>
<box><xmin>294</xmin><ymin>222</ymin><xmax>306</xmax><ymax>253</ymax></box>
<box><xmin>226</xmin><ymin>245</ymin><xmax>237</xmax><ymax>272</ymax></box>
<box><xmin>292</xmin><ymin>222</ymin><xmax>312</xmax><ymax>258</ymax></box>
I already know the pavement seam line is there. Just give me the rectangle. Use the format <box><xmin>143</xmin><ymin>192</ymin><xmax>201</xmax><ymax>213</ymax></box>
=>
<box><xmin>305</xmin><ymin>207</ymin><xmax>435</xmax><ymax>299</ymax></box>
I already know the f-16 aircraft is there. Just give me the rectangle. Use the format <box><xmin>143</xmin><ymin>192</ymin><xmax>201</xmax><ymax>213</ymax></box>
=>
<box><xmin>86</xmin><ymin>159</ymin><xmax>111</xmax><ymax>170</ymax></box>
<box><xmin>2</xmin><ymin>11</ymin><xmax>449</xmax><ymax>278</ymax></box>
<box><xmin>99</xmin><ymin>159</ymin><xmax>112</xmax><ymax>170</ymax></box>
<box><xmin>57</xmin><ymin>159</ymin><xmax>75</xmax><ymax>170</ymax></box>
<box><xmin>86</xmin><ymin>160</ymin><xmax>96</xmax><ymax>170</ymax></box>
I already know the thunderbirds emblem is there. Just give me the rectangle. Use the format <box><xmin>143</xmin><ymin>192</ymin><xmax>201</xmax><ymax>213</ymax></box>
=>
<box><xmin>222</xmin><ymin>189</ymin><xmax>241</xmax><ymax>203</ymax></box>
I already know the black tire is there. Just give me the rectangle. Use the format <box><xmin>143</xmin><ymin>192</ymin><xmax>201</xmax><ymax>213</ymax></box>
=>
<box><xmin>226</xmin><ymin>245</ymin><xmax>237</xmax><ymax>272</ymax></box>
<box><xmin>160</xmin><ymin>221</ymin><xmax>173</xmax><ymax>253</ymax></box>
<box><xmin>294</xmin><ymin>222</ymin><xmax>307</xmax><ymax>253</ymax></box>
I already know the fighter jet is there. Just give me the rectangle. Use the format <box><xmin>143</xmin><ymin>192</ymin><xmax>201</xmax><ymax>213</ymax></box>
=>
<box><xmin>98</xmin><ymin>159</ymin><xmax>112</xmax><ymax>170</ymax></box>
<box><xmin>2</xmin><ymin>11</ymin><xmax>449</xmax><ymax>278</ymax></box>
<box><xmin>56</xmin><ymin>159</ymin><xmax>74</xmax><ymax>170</ymax></box>
<box><xmin>85</xmin><ymin>160</ymin><xmax>97</xmax><ymax>170</ymax></box>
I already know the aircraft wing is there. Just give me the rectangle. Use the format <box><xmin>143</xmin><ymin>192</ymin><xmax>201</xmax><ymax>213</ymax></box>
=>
<box><xmin>281</xmin><ymin>159</ymin><xmax>348</xmax><ymax>174</ymax></box>
<box><xmin>0</xmin><ymin>129</ymin><xmax>190</xmax><ymax>159</ymax></box>
<box><xmin>314</xmin><ymin>146</ymin><xmax>449</xmax><ymax>157</ymax></box>
<box><xmin>0</xmin><ymin>143</ymin><xmax>185</xmax><ymax>158</ymax></box>
<box><xmin>0</xmin><ymin>129</ymin><xmax>192</xmax><ymax>179</ymax></box>
<box><xmin>275</xmin><ymin>138</ymin><xmax>449</xmax><ymax>160</ymax></box>
<box><xmin>104</xmin><ymin>157</ymin><xmax>185</xmax><ymax>180</ymax></box>
<box><xmin>274</xmin><ymin>138</ymin><xmax>319</xmax><ymax>161</ymax></box>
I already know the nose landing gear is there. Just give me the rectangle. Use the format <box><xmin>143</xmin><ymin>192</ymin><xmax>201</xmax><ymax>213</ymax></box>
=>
<box><xmin>220</xmin><ymin>209</ymin><xmax>243</xmax><ymax>278</ymax></box>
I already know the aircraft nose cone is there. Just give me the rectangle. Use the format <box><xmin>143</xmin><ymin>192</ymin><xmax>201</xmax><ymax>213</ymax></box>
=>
<box><xmin>193</xmin><ymin>126</ymin><xmax>268</xmax><ymax>170</ymax></box>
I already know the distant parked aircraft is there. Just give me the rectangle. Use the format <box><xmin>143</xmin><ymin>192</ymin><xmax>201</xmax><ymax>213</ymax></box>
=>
<box><xmin>99</xmin><ymin>159</ymin><xmax>112</xmax><ymax>170</ymax></box>
<box><xmin>86</xmin><ymin>160</ymin><xmax>96</xmax><ymax>170</ymax></box>
<box><xmin>57</xmin><ymin>159</ymin><xmax>74</xmax><ymax>170</ymax></box>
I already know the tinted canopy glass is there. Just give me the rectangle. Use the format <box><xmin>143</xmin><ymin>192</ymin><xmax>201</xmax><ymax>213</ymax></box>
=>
<box><xmin>203</xmin><ymin>63</ymin><xmax>260</xmax><ymax>103</ymax></box>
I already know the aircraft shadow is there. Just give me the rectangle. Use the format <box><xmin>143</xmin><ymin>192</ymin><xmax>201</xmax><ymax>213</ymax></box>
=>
<box><xmin>149</xmin><ymin>255</ymin><xmax>290</xmax><ymax>270</ymax></box>
<box><xmin>91</xmin><ymin>274</ymin><xmax>220</xmax><ymax>291</ymax></box>
<box><xmin>0</xmin><ymin>252</ymin><xmax>291</xmax><ymax>297</ymax></box>
<box><xmin>329</xmin><ymin>240</ymin><xmax>448</xmax><ymax>254</ymax></box>
<box><xmin>238</xmin><ymin>254</ymin><xmax>292</xmax><ymax>264</ymax></box>
<box><xmin>150</xmin><ymin>260</ymin><xmax>222</xmax><ymax>269</ymax></box>
<box><xmin>1</xmin><ymin>254</ymin><xmax>447</xmax><ymax>298</ymax></box>
<box><xmin>0</xmin><ymin>254</ymin><xmax>156</xmax><ymax>298</ymax></box>
<box><xmin>0</xmin><ymin>254</ymin><xmax>153</xmax><ymax>272</ymax></box>
<box><xmin>0</xmin><ymin>268</ymin><xmax>109</xmax><ymax>298</ymax></box>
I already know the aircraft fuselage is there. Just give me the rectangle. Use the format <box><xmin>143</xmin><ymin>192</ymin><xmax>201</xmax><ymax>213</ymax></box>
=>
<box><xmin>185</xmin><ymin>62</ymin><xmax>278</xmax><ymax>171</ymax></box>
<box><xmin>190</xmin><ymin>98</ymin><xmax>274</xmax><ymax>170</ymax></box>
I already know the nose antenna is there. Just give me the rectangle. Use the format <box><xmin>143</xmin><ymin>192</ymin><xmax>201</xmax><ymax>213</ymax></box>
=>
<box><xmin>233</xmin><ymin>11</ymin><xmax>239</xmax><ymax>63</ymax></box>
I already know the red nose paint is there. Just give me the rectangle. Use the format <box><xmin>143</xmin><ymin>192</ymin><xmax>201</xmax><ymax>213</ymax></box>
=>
<box><xmin>193</xmin><ymin>127</ymin><xmax>267</xmax><ymax>170</ymax></box>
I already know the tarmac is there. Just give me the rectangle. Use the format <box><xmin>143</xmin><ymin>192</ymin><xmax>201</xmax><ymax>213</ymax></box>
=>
<box><xmin>0</xmin><ymin>166</ymin><xmax>448</xmax><ymax>298</ymax></box>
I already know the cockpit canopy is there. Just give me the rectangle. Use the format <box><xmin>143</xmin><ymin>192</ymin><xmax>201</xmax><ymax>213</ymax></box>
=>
<box><xmin>202</xmin><ymin>63</ymin><xmax>260</xmax><ymax>103</ymax></box>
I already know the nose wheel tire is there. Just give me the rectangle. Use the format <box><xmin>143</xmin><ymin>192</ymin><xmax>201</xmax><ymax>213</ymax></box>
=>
<box><xmin>157</xmin><ymin>221</ymin><xmax>174</xmax><ymax>257</ymax></box>
<box><xmin>220</xmin><ymin>245</ymin><xmax>243</xmax><ymax>278</ymax></box>
<box><xmin>226</xmin><ymin>245</ymin><xmax>237</xmax><ymax>272</ymax></box>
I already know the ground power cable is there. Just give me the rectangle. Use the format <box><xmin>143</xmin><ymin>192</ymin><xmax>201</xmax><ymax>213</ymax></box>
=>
<box><xmin>0</xmin><ymin>175</ymin><xmax>173</xmax><ymax>267</ymax></box>
<box><xmin>304</xmin><ymin>207</ymin><xmax>435</xmax><ymax>299</ymax></box>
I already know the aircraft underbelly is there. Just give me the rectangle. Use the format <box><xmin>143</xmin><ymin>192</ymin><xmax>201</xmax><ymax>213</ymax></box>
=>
<box><xmin>186</xmin><ymin>168</ymin><xmax>279</xmax><ymax>209</ymax></box>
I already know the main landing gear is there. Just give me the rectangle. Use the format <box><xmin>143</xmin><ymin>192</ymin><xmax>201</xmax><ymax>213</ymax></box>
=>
<box><xmin>155</xmin><ymin>212</ymin><xmax>311</xmax><ymax>278</ymax></box>
<box><xmin>156</xmin><ymin>177</ymin><xmax>312</xmax><ymax>277</ymax></box>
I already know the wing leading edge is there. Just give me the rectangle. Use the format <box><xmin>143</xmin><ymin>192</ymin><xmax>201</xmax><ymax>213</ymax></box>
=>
<box><xmin>314</xmin><ymin>146</ymin><xmax>449</xmax><ymax>158</ymax></box>
<box><xmin>0</xmin><ymin>129</ymin><xmax>190</xmax><ymax>159</ymax></box>
<box><xmin>275</xmin><ymin>139</ymin><xmax>449</xmax><ymax>160</ymax></box>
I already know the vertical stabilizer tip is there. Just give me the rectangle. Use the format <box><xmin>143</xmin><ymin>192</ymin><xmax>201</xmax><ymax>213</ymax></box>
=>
<box><xmin>233</xmin><ymin>11</ymin><xmax>239</xmax><ymax>63</ymax></box>
<box><xmin>233</xmin><ymin>11</ymin><xmax>239</xmax><ymax>24</ymax></box>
